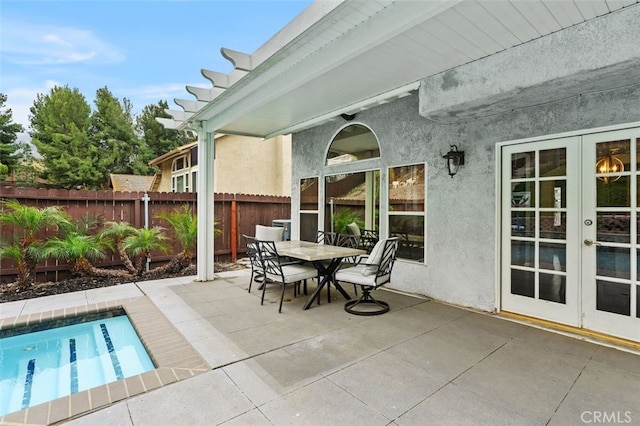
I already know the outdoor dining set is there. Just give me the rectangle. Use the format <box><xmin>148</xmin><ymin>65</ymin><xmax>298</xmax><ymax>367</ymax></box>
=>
<box><xmin>243</xmin><ymin>225</ymin><xmax>400</xmax><ymax>316</ymax></box>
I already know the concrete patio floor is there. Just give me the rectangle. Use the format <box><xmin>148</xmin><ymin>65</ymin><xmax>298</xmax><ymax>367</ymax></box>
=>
<box><xmin>1</xmin><ymin>268</ymin><xmax>639</xmax><ymax>425</ymax></box>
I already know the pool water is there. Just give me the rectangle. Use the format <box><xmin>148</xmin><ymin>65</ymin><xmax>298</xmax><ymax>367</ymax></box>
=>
<box><xmin>0</xmin><ymin>314</ymin><xmax>155</xmax><ymax>416</ymax></box>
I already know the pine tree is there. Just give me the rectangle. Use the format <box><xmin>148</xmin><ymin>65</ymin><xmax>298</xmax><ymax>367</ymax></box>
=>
<box><xmin>30</xmin><ymin>86</ymin><xmax>103</xmax><ymax>189</ymax></box>
<box><xmin>0</xmin><ymin>93</ymin><xmax>24</xmax><ymax>178</ymax></box>
<box><xmin>137</xmin><ymin>100</ymin><xmax>195</xmax><ymax>160</ymax></box>
<box><xmin>91</xmin><ymin>87</ymin><xmax>152</xmax><ymax>186</ymax></box>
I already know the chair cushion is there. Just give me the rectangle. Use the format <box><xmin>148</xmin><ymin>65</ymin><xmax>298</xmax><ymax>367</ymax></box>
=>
<box><xmin>266</xmin><ymin>264</ymin><xmax>318</xmax><ymax>284</ymax></box>
<box><xmin>255</xmin><ymin>225</ymin><xmax>284</xmax><ymax>241</ymax></box>
<box><xmin>362</xmin><ymin>239</ymin><xmax>385</xmax><ymax>275</ymax></box>
<box><xmin>346</xmin><ymin>222</ymin><xmax>361</xmax><ymax>236</ymax></box>
<box><xmin>335</xmin><ymin>265</ymin><xmax>377</xmax><ymax>286</ymax></box>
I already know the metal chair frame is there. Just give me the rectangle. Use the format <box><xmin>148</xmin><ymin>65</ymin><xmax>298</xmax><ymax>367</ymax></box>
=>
<box><xmin>336</xmin><ymin>237</ymin><xmax>399</xmax><ymax>316</ymax></box>
<box><xmin>257</xmin><ymin>239</ymin><xmax>319</xmax><ymax>313</ymax></box>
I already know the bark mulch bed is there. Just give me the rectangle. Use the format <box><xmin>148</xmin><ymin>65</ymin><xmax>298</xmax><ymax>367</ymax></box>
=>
<box><xmin>0</xmin><ymin>262</ymin><xmax>247</xmax><ymax>303</ymax></box>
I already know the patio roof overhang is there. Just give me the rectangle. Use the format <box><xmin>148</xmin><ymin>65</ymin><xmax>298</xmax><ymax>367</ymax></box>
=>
<box><xmin>159</xmin><ymin>0</ymin><xmax>638</xmax><ymax>139</ymax></box>
<box><xmin>159</xmin><ymin>0</ymin><xmax>639</xmax><ymax>282</ymax></box>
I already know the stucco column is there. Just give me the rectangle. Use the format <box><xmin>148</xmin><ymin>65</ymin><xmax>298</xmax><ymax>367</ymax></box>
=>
<box><xmin>196</xmin><ymin>126</ymin><xmax>216</xmax><ymax>281</ymax></box>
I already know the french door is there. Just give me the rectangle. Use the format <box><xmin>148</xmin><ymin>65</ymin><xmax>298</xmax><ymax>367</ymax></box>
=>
<box><xmin>501</xmin><ymin>127</ymin><xmax>640</xmax><ymax>342</ymax></box>
<box><xmin>582</xmin><ymin>130</ymin><xmax>640</xmax><ymax>341</ymax></box>
<box><xmin>501</xmin><ymin>137</ymin><xmax>580</xmax><ymax>326</ymax></box>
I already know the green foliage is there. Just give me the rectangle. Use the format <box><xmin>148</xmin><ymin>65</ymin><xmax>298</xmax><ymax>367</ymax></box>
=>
<box><xmin>137</xmin><ymin>100</ymin><xmax>195</xmax><ymax>160</ymax></box>
<box><xmin>0</xmin><ymin>162</ymin><xmax>8</xmax><ymax>180</ymax></box>
<box><xmin>154</xmin><ymin>204</ymin><xmax>201</xmax><ymax>254</ymax></box>
<box><xmin>45</xmin><ymin>232</ymin><xmax>107</xmax><ymax>264</ymax></box>
<box><xmin>30</xmin><ymin>86</ymin><xmax>103</xmax><ymax>189</ymax></box>
<box><xmin>332</xmin><ymin>208</ymin><xmax>364</xmax><ymax>234</ymax></box>
<box><xmin>91</xmin><ymin>87</ymin><xmax>152</xmax><ymax>185</ymax></box>
<box><xmin>10</xmin><ymin>143</ymin><xmax>40</xmax><ymax>187</ymax></box>
<box><xmin>0</xmin><ymin>93</ymin><xmax>24</xmax><ymax>173</ymax></box>
<box><xmin>123</xmin><ymin>227</ymin><xmax>170</xmax><ymax>275</ymax></box>
<box><xmin>0</xmin><ymin>199</ymin><xmax>72</xmax><ymax>289</ymax></box>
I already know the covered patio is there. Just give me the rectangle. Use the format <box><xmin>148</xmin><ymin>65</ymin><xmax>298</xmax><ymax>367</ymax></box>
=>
<box><xmin>1</xmin><ymin>269</ymin><xmax>638</xmax><ymax>424</ymax></box>
<box><xmin>157</xmin><ymin>0</ymin><xmax>640</xmax><ymax>345</ymax></box>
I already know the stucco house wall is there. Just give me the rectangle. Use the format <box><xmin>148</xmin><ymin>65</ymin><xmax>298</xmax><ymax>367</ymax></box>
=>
<box><xmin>214</xmin><ymin>134</ymin><xmax>291</xmax><ymax>196</ymax></box>
<box><xmin>291</xmin><ymin>5</ymin><xmax>640</xmax><ymax>312</ymax></box>
<box><xmin>151</xmin><ymin>134</ymin><xmax>291</xmax><ymax>196</ymax></box>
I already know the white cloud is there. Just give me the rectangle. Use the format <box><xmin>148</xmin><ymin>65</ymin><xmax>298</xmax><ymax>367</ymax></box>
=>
<box><xmin>1</xmin><ymin>19</ymin><xmax>124</xmax><ymax>65</ymax></box>
<box><xmin>4</xmin><ymin>81</ymin><xmax>61</xmax><ymax>130</ymax></box>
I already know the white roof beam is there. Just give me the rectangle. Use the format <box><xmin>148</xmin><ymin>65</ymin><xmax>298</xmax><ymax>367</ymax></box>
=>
<box><xmin>186</xmin><ymin>85</ymin><xmax>226</xmax><ymax>102</ymax></box>
<box><xmin>201</xmin><ymin>69</ymin><xmax>246</xmax><ymax>89</ymax></box>
<box><xmin>174</xmin><ymin>99</ymin><xmax>207</xmax><ymax>113</ymax></box>
<box><xmin>221</xmin><ymin>47</ymin><xmax>254</xmax><ymax>71</ymax></box>
<box><xmin>165</xmin><ymin>109</ymin><xmax>194</xmax><ymax>122</ymax></box>
<box><xmin>155</xmin><ymin>117</ymin><xmax>181</xmax><ymax>129</ymax></box>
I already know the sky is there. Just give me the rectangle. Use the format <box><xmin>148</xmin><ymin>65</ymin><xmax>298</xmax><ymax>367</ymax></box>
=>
<box><xmin>0</xmin><ymin>0</ymin><xmax>313</xmax><ymax>139</ymax></box>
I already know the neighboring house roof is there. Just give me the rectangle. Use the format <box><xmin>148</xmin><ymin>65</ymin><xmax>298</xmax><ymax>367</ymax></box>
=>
<box><xmin>149</xmin><ymin>141</ymin><xmax>198</xmax><ymax>167</ymax></box>
<box><xmin>110</xmin><ymin>174</ymin><xmax>156</xmax><ymax>192</ymax></box>
<box><xmin>160</xmin><ymin>0</ymin><xmax>637</xmax><ymax>138</ymax></box>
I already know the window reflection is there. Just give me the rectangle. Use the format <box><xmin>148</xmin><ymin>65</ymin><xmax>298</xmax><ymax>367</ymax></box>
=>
<box><xmin>326</xmin><ymin>125</ymin><xmax>380</xmax><ymax>165</ymax></box>
<box><xmin>389</xmin><ymin>164</ymin><xmax>425</xmax><ymax>262</ymax></box>
<box><xmin>324</xmin><ymin>171</ymin><xmax>379</xmax><ymax>235</ymax></box>
<box><xmin>300</xmin><ymin>177</ymin><xmax>319</xmax><ymax>242</ymax></box>
<box><xmin>300</xmin><ymin>177</ymin><xmax>318</xmax><ymax>210</ymax></box>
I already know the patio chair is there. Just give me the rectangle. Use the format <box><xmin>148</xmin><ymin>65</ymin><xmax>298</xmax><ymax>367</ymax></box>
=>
<box><xmin>345</xmin><ymin>222</ymin><xmax>379</xmax><ymax>254</ymax></box>
<box><xmin>243</xmin><ymin>234</ymin><xmax>264</xmax><ymax>293</ymax></box>
<box><xmin>334</xmin><ymin>237</ymin><xmax>399</xmax><ymax>316</ymax></box>
<box><xmin>256</xmin><ymin>239</ymin><xmax>320</xmax><ymax>313</ymax></box>
<box><xmin>315</xmin><ymin>230</ymin><xmax>338</xmax><ymax>245</ymax></box>
<box><xmin>255</xmin><ymin>224</ymin><xmax>285</xmax><ymax>241</ymax></box>
<box><xmin>335</xmin><ymin>233</ymin><xmax>362</xmax><ymax>295</ymax></box>
<box><xmin>248</xmin><ymin>225</ymin><xmax>286</xmax><ymax>288</ymax></box>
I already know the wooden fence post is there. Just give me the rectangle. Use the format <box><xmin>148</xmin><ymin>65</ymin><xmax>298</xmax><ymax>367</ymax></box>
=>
<box><xmin>231</xmin><ymin>197</ymin><xmax>237</xmax><ymax>262</ymax></box>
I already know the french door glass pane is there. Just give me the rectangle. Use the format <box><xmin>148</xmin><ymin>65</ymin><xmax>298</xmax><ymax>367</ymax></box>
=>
<box><xmin>596</xmin><ymin>246</ymin><xmax>630</xmax><ymax>279</ymax></box>
<box><xmin>511</xmin><ymin>211</ymin><xmax>534</xmax><ymax>237</ymax></box>
<box><xmin>539</xmin><ymin>242</ymin><xmax>566</xmax><ymax>272</ymax></box>
<box><xmin>539</xmin><ymin>148</ymin><xmax>566</xmax><ymax>177</ymax></box>
<box><xmin>596</xmin><ymin>280</ymin><xmax>630</xmax><ymax>316</ymax></box>
<box><xmin>539</xmin><ymin>273</ymin><xmax>565</xmax><ymax>304</ymax></box>
<box><xmin>511</xmin><ymin>182</ymin><xmax>535</xmax><ymax>208</ymax></box>
<box><xmin>595</xmin><ymin>139</ymin><xmax>630</xmax><ymax>183</ymax></box>
<box><xmin>511</xmin><ymin>269</ymin><xmax>534</xmax><ymax>298</ymax></box>
<box><xmin>540</xmin><ymin>180</ymin><xmax>566</xmax><ymax>208</ymax></box>
<box><xmin>511</xmin><ymin>241</ymin><xmax>534</xmax><ymax>267</ymax></box>
<box><xmin>597</xmin><ymin>212</ymin><xmax>630</xmax><ymax>243</ymax></box>
<box><xmin>540</xmin><ymin>211</ymin><xmax>566</xmax><ymax>239</ymax></box>
<box><xmin>511</xmin><ymin>152</ymin><xmax>535</xmax><ymax>179</ymax></box>
<box><xmin>597</xmin><ymin>176</ymin><xmax>631</xmax><ymax>207</ymax></box>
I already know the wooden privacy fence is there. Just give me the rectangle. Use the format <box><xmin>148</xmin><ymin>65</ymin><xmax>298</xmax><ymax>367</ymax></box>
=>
<box><xmin>0</xmin><ymin>187</ymin><xmax>290</xmax><ymax>283</ymax></box>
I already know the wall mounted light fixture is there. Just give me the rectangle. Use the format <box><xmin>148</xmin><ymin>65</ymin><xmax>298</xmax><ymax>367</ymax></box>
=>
<box><xmin>443</xmin><ymin>145</ymin><xmax>465</xmax><ymax>178</ymax></box>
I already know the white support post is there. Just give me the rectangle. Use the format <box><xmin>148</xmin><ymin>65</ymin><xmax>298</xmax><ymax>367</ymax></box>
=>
<box><xmin>196</xmin><ymin>126</ymin><xmax>216</xmax><ymax>281</ymax></box>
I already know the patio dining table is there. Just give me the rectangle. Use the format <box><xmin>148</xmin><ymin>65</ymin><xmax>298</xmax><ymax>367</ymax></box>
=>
<box><xmin>276</xmin><ymin>240</ymin><xmax>366</xmax><ymax>310</ymax></box>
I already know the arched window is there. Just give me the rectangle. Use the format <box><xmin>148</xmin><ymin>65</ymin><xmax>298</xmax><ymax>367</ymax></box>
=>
<box><xmin>326</xmin><ymin>124</ymin><xmax>380</xmax><ymax>165</ymax></box>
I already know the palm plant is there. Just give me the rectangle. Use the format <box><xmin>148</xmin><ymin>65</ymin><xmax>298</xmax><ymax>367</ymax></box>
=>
<box><xmin>45</xmin><ymin>232</ymin><xmax>129</xmax><ymax>278</ymax></box>
<box><xmin>122</xmin><ymin>226</ymin><xmax>170</xmax><ymax>276</ymax></box>
<box><xmin>98</xmin><ymin>221</ymin><xmax>138</xmax><ymax>275</ymax></box>
<box><xmin>0</xmin><ymin>199</ymin><xmax>71</xmax><ymax>290</ymax></box>
<box><xmin>153</xmin><ymin>205</ymin><xmax>215</xmax><ymax>275</ymax></box>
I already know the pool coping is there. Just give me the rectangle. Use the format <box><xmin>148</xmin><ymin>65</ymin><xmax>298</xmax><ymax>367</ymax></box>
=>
<box><xmin>0</xmin><ymin>296</ymin><xmax>210</xmax><ymax>425</ymax></box>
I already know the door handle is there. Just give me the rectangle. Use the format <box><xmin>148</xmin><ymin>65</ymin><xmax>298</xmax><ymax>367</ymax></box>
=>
<box><xmin>584</xmin><ymin>239</ymin><xmax>601</xmax><ymax>246</ymax></box>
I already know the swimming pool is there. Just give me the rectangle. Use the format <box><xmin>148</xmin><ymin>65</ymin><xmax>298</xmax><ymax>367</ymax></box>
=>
<box><xmin>0</xmin><ymin>312</ymin><xmax>155</xmax><ymax>417</ymax></box>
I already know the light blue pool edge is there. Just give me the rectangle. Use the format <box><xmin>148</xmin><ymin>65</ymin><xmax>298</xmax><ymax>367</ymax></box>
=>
<box><xmin>0</xmin><ymin>296</ymin><xmax>210</xmax><ymax>425</ymax></box>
